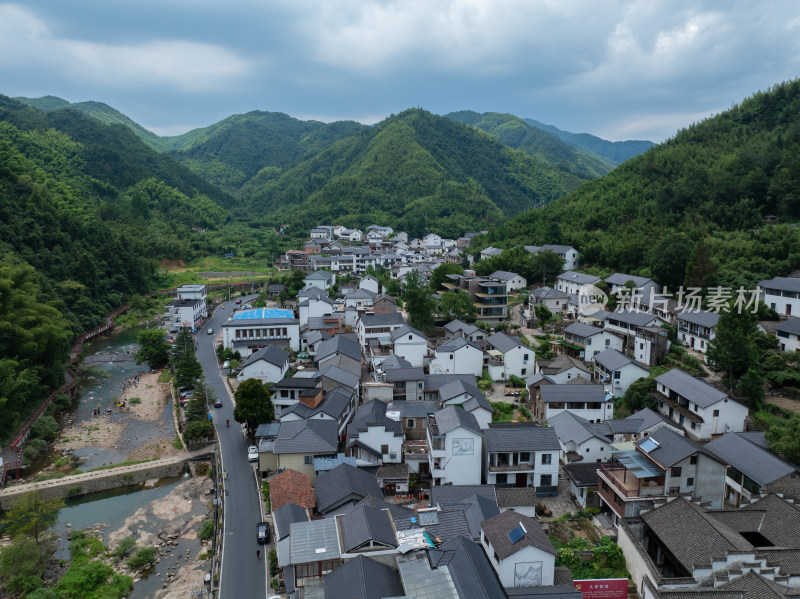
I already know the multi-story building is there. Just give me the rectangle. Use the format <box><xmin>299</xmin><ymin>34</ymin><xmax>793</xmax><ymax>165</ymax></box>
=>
<box><xmin>676</xmin><ymin>309</ymin><xmax>719</xmax><ymax>353</ymax></box>
<box><xmin>759</xmin><ymin>275</ymin><xmax>800</xmax><ymax>317</ymax></box>
<box><xmin>427</xmin><ymin>406</ymin><xmax>483</xmax><ymax>486</ymax></box>
<box><xmin>221</xmin><ymin>307</ymin><xmax>300</xmax><ymax>354</ymax></box>
<box><xmin>483</xmin><ymin>423</ymin><xmax>560</xmax><ymax>493</ymax></box>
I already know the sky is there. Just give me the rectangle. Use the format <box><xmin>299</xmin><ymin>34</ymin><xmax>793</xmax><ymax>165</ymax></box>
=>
<box><xmin>1</xmin><ymin>1</ymin><xmax>799</xmax><ymax>142</ymax></box>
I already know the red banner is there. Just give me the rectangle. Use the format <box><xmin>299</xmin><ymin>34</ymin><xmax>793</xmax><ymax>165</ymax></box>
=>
<box><xmin>573</xmin><ymin>578</ymin><xmax>628</xmax><ymax>599</ymax></box>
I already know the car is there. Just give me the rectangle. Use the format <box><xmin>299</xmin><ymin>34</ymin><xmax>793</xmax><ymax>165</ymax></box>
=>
<box><xmin>213</xmin><ymin>399</ymin><xmax>222</xmax><ymax>408</ymax></box>
<box><xmin>257</xmin><ymin>521</ymin><xmax>270</xmax><ymax>544</ymax></box>
<box><xmin>248</xmin><ymin>445</ymin><xmax>259</xmax><ymax>462</ymax></box>
<box><xmin>207</xmin><ymin>328</ymin><xmax>214</xmax><ymax>335</ymax></box>
<box><xmin>235</xmin><ymin>299</ymin><xmax>242</xmax><ymax>305</ymax></box>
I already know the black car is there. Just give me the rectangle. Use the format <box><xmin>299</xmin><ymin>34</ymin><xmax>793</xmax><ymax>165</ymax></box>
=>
<box><xmin>213</xmin><ymin>399</ymin><xmax>223</xmax><ymax>408</ymax></box>
<box><xmin>257</xmin><ymin>521</ymin><xmax>270</xmax><ymax>544</ymax></box>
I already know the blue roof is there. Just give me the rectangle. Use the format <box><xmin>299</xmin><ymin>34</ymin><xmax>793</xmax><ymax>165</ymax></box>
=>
<box><xmin>314</xmin><ymin>453</ymin><xmax>357</xmax><ymax>472</ymax></box>
<box><xmin>232</xmin><ymin>308</ymin><xmax>294</xmax><ymax>320</ymax></box>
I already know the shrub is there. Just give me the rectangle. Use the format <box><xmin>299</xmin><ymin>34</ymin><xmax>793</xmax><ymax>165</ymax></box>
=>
<box><xmin>268</xmin><ymin>549</ymin><xmax>279</xmax><ymax>576</ymax></box>
<box><xmin>172</xmin><ymin>436</ymin><xmax>184</xmax><ymax>450</ymax></box>
<box><xmin>129</xmin><ymin>397</ymin><xmax>142</xmax><ymax>405</ymax></box>
<box><xmin>66</xmin><ymin>485</ymin><xmax>81</xmax><ymax>497</ymax></box>
<box><xmin>199</xmin><ymin>520</ymin><xmax>214</xmax><ymax>541</ymax></box>
<box><xmin>31</xmin><ymin>416</ymin><xmax>59</xmax><ymax>441</ymax></box>
<box><xmin>22</xmin><ymin>438</ymin><xmax>48</xmax><ymax>465</ymax></box>
<box><xmin>127</xmin><ymin>546</ymin><xmax>156</xmax><ymax>569</ymax></box>
<box><xmin>111</xmin><ymin>537</ymin><xmax>136</xmax><ymax>562</ymax></box>
<box><xmin>183</xmin><ymin>420</ymin><xmax>211</xmax><ymax>441</ymax></box>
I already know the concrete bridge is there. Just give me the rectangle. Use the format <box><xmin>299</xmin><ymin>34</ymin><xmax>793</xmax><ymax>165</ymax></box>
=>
<box><xmin>0</xmin><ymin>447</ymin><xmax>213</xmax><ymax>510</ymax></box>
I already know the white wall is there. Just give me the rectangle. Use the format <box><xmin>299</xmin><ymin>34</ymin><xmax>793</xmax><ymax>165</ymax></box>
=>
<box><xmin>482</xmin><ymin>537</ymin><xmax>555</xmax><ymax>588</ymax></box>
<box><xmin>596</xmin><ymin>362</ymin><xmax>649</xmax><ymax>397</ymax></box>
<box><xmin>560</xmin><ymin>437</ymin><xmax>611</xmax><ymax>464</ymax></box>
<box><xmin>354</xmin><ymin>426</ymin><xmax>403</xmax><ymax>463</ymax></box>
<box><xmin>430</xmin><ymin>346</ymin><xmax>483</xmax><ymax>376</ymax></box>
<box><xmin>238</xmin><ymin>360</ymin><xmax>288</xmax><ymax>385</ymax></box>
<box><xmin>776</xmin><ymin>329</ymin><xmax>800</xmax><ymax>353</ymax></box>
<box><xmin>430</xmin><ymin>427</ymin><xmax>482</xmax><ymax>485</ymax></box>
<box><xmin>546</xmin><ymin>403</ymin><xmax>613</xmax><ymax>423</ymax></box>
<box><xmin>394</xmin><ymin>335</ymin><xmax>427</xmax><ymax>368</ymax></box>
<box><xmin>761</xmin><ymin>289</ymin><xmax>800</xmax><ymax>318</ymax></box>
<box><xmin>503</xmin><ymin>345</ymin><xmax>535</xmax><ymax>379</ymax></box>
<box><xmin>696</xmin><ymin>399</ymin><xmax>748</xmax><ymax>440</ymax></box>
<box><xmin>583</xmin><ymin>332</ymin><xmax>624</xmax><ymax>362</ymax></box>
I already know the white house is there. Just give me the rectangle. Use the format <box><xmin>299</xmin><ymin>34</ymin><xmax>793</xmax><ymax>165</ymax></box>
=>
<box><xmin>298</xmin><ymin>294</ymin><xmax>337</xmax><ymax>327</ymax></box>
<box><xmin>430</xmin><ymin>337</ymin><xmax>484</xmax><ymax>377</ymax></box>
<box><xmin>443</xmin><ymin>319</ymin><xmax>486</xmax><ymax>343</ymax></box>
<box><xmin>486</xmin><ymin>331</ymin><xmax>534</xmax><ymax>380</ymax></box>
<box><xmin>592</xmin><ymin>349</ymin><xmax>649</xmax><ymax>396</ymax></box>
<box><xmin>775</xmin><ymin>318</ymin><xmax>800</xmax><ymax>353</ymax></box>
<box><xmin>343</xmin><ymin>288</ymin><xmax>376</xmax><ymax>311</ymax></box>
<box><xmin>173</xmin><ymin>284</ymin><xmax>208</xmax><ymax>322</ymax></box>
<box><xmin>535</xmin><ymin>384</ymin><xmax>613</xmax><ymax>423</ymax></box>
<box><xmin>427</xmin><ymin>406</ymin><xmax>483</xmax><ymax>486</ymax></box>
<box><xmin>345</xmin><ymin>400</ymin><xmax>404</xmax><ymax>466</ymax></box>
<box><xmin>600</xmin><ymin>309</ymin><xmax>666</xmax><ymax>341</ymax></box>
<box><xmin>423</xmin><ymin>233</ymin><xmax>442</xmax><ymax>247</ymax></box>
<box><xmin>529</xmin><ymin>286</ymin><xmax>571</xmax><ymax>314</ymax></box>
<box><xmin>759</xmin><ymin>276</ymin><xmax>800</xmax><ymax>317</ymax></box>
<box><xmin>604</xmin><ymin>273</ymin><xmax>661</xmax><ymax>295</ymax></box>
<box><xmin>548</xmin><ymin>411</ymin><xmax>612</xmax><ymax>464</ymax></box>
<box><xmin>358</xmin><ymin>275</ymin><xmax>380</xmax><ymax>295</ymax></box>
<box><xmin>221</xmin><ymin>307</ymin><xmax>300</xmax><ymax>354</ymax></box>
<box><xmin>555</xmin><ymin>271</ymin><xmax>601</xmax><ymax>296</ymax></box>
<box><xmin>356</xmin><ymin>312</ymin><xmax>405</xmax><ymax>352</ymax></box>
<box><xmin>483</xmin><ymin>423</ymin><xmax>560</xmax><ymax>490</ymax></box>
<box><xmin>438</xmin><ymin>379</ymin><xmax>493</xmax><ymax>430</ymax></box>
<box><xmin>390</xmin><ymin>325</ymin><xmax>428</xmax><ymax>368</ymax></box>
<box><xmin>237</xmin><ymin>345</ymin><xmax>290</xmax><ymax>384</ymax></box>
<box><xmin>534</xmin><ymin>354</ymin><xmax>591</xmax><ymax>384</ymax></box>
<box><xmin>303</xmin><ymin>270</ymin><xmax>336</xmax><ymax>290</ymax></box>
<box><xmin>653</xmin><ymin>368</ymin><xmax>749</xmax><ymax>441</ymax></box>
<box><xmin>525</xmin><ymin>245</ymin><xmax>580</xmax><ymax>271</ymax></box>
<box><xmin>490</xmin><ymin>270</ymin><xmax>527</xmax><ymax>292</ymax></box>
<box><xmin>677</xmin><ymin>309</ymin><xmax>719</xmax><ymax>354</ymax></box>
<box><xmin>480</xmin><ymin>511</ymin><xmax>556</xmax><ymax>588</ymax></box>
<box><xmin>563</xmin><ymin>322</ymin><xmax>625</xmax><ymax>363</ymax></box>
<box><xmin>164</xmin><ymin>297</ymin><xmax>205</xmax><ymax>331</ymax></box>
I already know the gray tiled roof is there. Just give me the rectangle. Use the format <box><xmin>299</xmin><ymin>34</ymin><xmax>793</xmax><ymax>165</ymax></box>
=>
<box><xmin>436</xmin><ymin>336</ymin><xmax>482</xmax><ymax>353</ymax></box>
<box><xmin>489</xmin><ymin>270</ymin><xmax>522</xmax><ymax>281</ymax></box>
<box><xmin>484</xmin><ymin>423</ymin><xmax>560</xmax><ymax>452</ymax></box>
<box><xmin>391</xmin><ymin>324</ymin><xmax>427</xmax><ymax>340</ymax></box>
<box><xmin>434</xmin><ymin>406</ymin><xmax>482</xmax><ymax>436</ymax></box>
<box><xmin>424</xmin><ymin>373</ymin><xmax>476</xmax><ymax>392</ymax></box>
<box><xmin>593</xmin><ymin>348</ymin><xmax>646</xmax><ymax>373</ymax></box>
<box><xmin>539</xmin><ymin>384</ymin><xmax>608</xmax><ymax>403</ymax></box>
<box><xmin>564</xmin><ymin>322</ymin><xmax>605</xmax><ymax>338</ymax></box>
<box><xmin>604</xmin><ymin>309</ymin><xmax>662</xmax><ymax>327</ymax></box>
<box><xmin>431</xmin><ymin>536</ymin><xmax>506</xmax><ymax>599</ymax></box>
<box><xmin>273</xmin><ymin>503</ymin><xmax>309</xmax><ymax>540</ymax></box>
<box><xmin>624</xmin><ymin>407</ymin><xmax>681</xmax><ymax>432</ymax></box>
<box><xmin>273</xmin><ymin>419</ymin><xmax>338</xmax><ymax>455</ymax></box>
<box><xmin>305</xmin><ymin>270</ymin><xmax>334</xmax><ymax>281</ymax></box>
<box><xmin>384</xmin><ymin>366</ymin><xmax>425</xmax><ymax>382</ymax></box>
<box><xmin>532</xmin><ymin>286</ymin><xmax>570</xmax><ymax>300</ymax></box>
<box><xmin>548</xmin><ymin>411</ymin><xmax>611</xmax><ymax>445</ymax></box>
<box><xmin>438</xmin><ymin>379</ymin><xmax>484</xmax><ymax>403</ymax></box>
<box><xmin>316</xmin><ymin>334</ymin><xmax>361</xmax><ymax>362</ymax></box>
<box><xmin>393</xmin><ymin>509</ymin><xmax>472</xmax><ymax>544</ymax></box>
<box><xmin>386</xmin><ymin>400</ymin><xmax>438</xmax><ymax>418</ymax></box>
<box><xmin>240</xmin><ymin>344</ymin><xmax>289</xmax><ymax>368</ymax></box>
<box><xmin>315</xmin><ymin>365</ymin><xmax>360</xmax><ymax>389</ymax></box>
<box><xmin>635</xmin><ymin>426</ymin><xmax>712</xmax><ymax>468</ymax></box>
<box><xmin>339</xmin><ymin>505</ymin><xmax>398</xmax><ymax>552</ymax></box>
<box><xmin>480</xmin><ymin>510</ymin><xmax>556</xmax><ymax>559</ymax></box>
<box><xmin>641</xmin><ymin>497</ymin><xmax>753</xmax><ymax>571</ymax></box>
<box><xmin>463</xmin><ymin>494</ymin><xmax>501</xmax><ymax>539</ymax></box>
<box><xmin>346</xmin><ymin>288</ymin><xmax>377</xmax><ymax>300</ymax></box>
<box><xmin>283</xmin><ymin>387</ymin><xmax>353</xmax><ymax>420</ymax></box>
<box><xmin>289</xmin><ymin>518</ymin><xmax>341</xmax><ymax>564</ymax></box>
<box><xmin>324</xmin><ymin>554</ymin><xmax>403</xmax><ymax>599</ymax></box>
<box><xmin>444</xmin><ymin>319</ymin><xmax>481</xmax><ymax>335</ymax></box>
<box><xmin>487</xmin><ymin>331</ymin><xmax>524</xmax><ymax>353</ymax></box>
<box><xmin>355</xmin><ymin>495</ymin><xmax>413</xmax><ymax>519</ymax></box>
<box><xmin>655</xmin><ymin>368</ymin><xmax>728</xmax><ymax>408</ymax></box>
<box><xmin>562</xmin><ymin>462</ymin><xmax>601</xmax><ymax>487</ymax></box>
<box><xmin>347</xmin><ymin>400</ymin><xmax>403</xmax><ymax>439</ymax></box>
<box><xmin>299</xmin><ymin>286</ymin><xmax>330</xmax><ymax>299</ymax></box>
<box><xmin>776</xmin><ymin>318</ymin><xmax>800</xmax><ymax>336</ymax></box>
<box><xmin>557</xmin><ymin>271</ymin><xmax>600</xmax><ymax>285</ymax></box>
<box><xmin>706</xmin><ymin>433</ymin><xmax>797</xmax><ymax>487</ymax></box>
<box><xmin>360</xmin><ymin>312</ymin><xmax>405</xmax><ymax>327</ymax></box>
<box><xmin>314</xmin><ymin>463</ymin><xmax>383</xmax><ymax>514</ymax></box>
<box><xmin>537</xmin><ymin>354</ymin><xmax>589</xmax><ymax>376</ymax></box>
<box><xmin>495</xmin><ymin>486</ymin><xmax>538</xmax><ymax>508</ymax></box>
<box><xmin>739</xmin><ymin>493</ymin><xmax>800</xmax><ymax>547</ymax></box>
<box><xmin>274</xmin><ymin>376</ymin><xmax>318</xmax><ymax>390</ymax></box>
<box><xmin>677</xmin><ymin>309</ymin><xmax>720</xmax><ymax>328</ymax></box>
<box><xmin>605</xmin><ymin>273</ymin><xmax>655</xmax><ymax>287</ymax></box>
<box><xmin>380</xmin><ymin>354</ymin><xmax>413</xmax><ymax>370</ymax></box>
<box><xmin>431</xmin><ymin>485</ymin><xmax>497</xmax><ymax>510</ymax></box>
<box><xmin>759</xmin><ymin>276</ymin><xmax>800</xmax><ymax>293</ymax></box>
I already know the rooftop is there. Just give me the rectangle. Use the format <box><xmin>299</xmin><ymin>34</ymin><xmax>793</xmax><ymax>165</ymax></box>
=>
<box><xmin>484</xmin><ymin>423</ymin><xmax>560</xmax><ymax>452</ymax></box>
<box><xmin>270</xmin><ymin>469</ymin><xmax>316</xmax><ymax>511</ymax></box>
<box><xmin>655</xmin><ymin>368</ymin><xmax>728</xmax><ymax>408</ymax></box>
<box><xmin>480</xmin><ymin>510</ymin><xmax>556</xmax><ymax>559</ymax></box>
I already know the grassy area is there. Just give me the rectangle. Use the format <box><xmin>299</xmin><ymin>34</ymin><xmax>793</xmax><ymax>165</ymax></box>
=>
<box><xmin>491</xmin><ymin>401</ymin><xmax>516</xmax><ymax>423</ymax></box>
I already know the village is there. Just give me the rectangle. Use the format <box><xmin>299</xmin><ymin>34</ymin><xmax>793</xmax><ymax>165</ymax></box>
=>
<box><xmin>162</xmin><ymin>222</ymin><xmax>800</xmax><ymax>599</ymax></box>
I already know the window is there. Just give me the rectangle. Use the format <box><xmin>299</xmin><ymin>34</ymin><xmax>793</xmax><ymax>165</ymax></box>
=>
<box><xmin>691</xmin><ymin>421</ymin><xmax>696</xmax><ymax>430</ymax></box>
<box><xmin>671</xmin><ymin>467</ymin><xmax>682</xmax><ymax>477</ymax></box>
<box><xmin>303</xmin><ymin>455</ymin><xmax>313</xmax><ymax>465</ymax></box>
<box><xmin>690</xmin><ymin>455</ymin><xmax>697</xmax><ymax>465</ymax></box>
<box><xmin>381</xmin><ymin>445</ymin><xmax>389</xmax><ymax>454</ymax></box>
<box><xmin>601</xmin><ymin>480</ymin><xmax>610</xmax><ymax>492</ymax></box>
<box><xmin>524</xmin><ymin>354</ymin><xmax>529</xmax><ymax>361</ymax></box>
<box><xmin>520</xmin><ymin>452</ymin><xmax>530</xmax><ymax>462</ymax></box>
<box><xmin>713</xmin><ymin>409</ymin><xmax>720</xmax><ymax>417</ymax></box>
<box><xmin>542</xmin><ymin>453</ymin><xmax>552</xmax><ymax>464</ymax></box>
<box><xmin>521</xmin><ymin>368</ymin><xmax>526</xmax><ymax>375</ymax></box>
<box><xmin>450</xmin><ymin>355</ymin><xmax>454</xmax><ymax>360</ymax></box>
<box><xmin>409</xmin><ymin>335</ymin><xmax>413</xmax><ymax>340</ymax></box>
<box><xmin>586</xmin><ymin>448</ymin><xmax>591</xmax><ymax>453</ymax></box>
<box><xmin>614</xmin><ymin>494</ymin><xmax>623</xmax><ymax>506</ymax></box>
<box><xmin>407</xmin><ymin>418</ymin><xmax>415</xmax><ymax>428</ymax></box>
<box><xmin>614</xmin><ymin>371</ymin><xmax>621</xmax><ymax>379</ymax></box>
<box><xmin>496</xmin><ymin>474</ymin><xmax>507</xmax><ymax>484</ymax></box>
<box><xmin>540</xmin><ymin>474</ymin><xmax>552</xmax><ymax>486</ymax></box>
<box><xmin>686</xmin><ymin>477</ymin><xmax>694</xmax><ymax>487</ymax></box>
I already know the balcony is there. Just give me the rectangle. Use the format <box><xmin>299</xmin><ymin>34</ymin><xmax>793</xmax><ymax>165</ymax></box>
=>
<box><xmin>598</xmin><ymin>464</ymin><xmax>665</xmax><ymax>498</ymax></box>
<box><xmin>678</xmin><ymin>325</ymin><xmax>710</xmax><ymax>340</ymax></box>
<box><xmin>403</xmin><ymin>439</ymin><xmax>429</xmax><ymax>459</ymax></box>
<box><xmin>652</xmin><ymin>391</ymin><xmax>704</xmax><ymax>424</ymax></box>
<box><xmin>488</xmin><ymin>463</ymin><xmax>535</xmax><ymax>472</ymax></box>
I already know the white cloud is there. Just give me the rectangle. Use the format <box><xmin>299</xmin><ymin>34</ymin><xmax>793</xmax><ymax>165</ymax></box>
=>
<box><xmin>0</xmin><ymin>4</ymin><xmax>252</xmax><ymax>92</ymax></box>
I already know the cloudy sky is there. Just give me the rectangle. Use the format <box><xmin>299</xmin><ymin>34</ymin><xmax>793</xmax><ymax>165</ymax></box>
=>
<box><xmin>1</xmin><ymin>1</ymin><xmax>799</xmax><ymax>142</ymax></box>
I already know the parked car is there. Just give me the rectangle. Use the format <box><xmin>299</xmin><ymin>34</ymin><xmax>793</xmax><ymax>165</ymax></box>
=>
<box><xmin>207</xmin><ymin>328</ymin><xmax>214</xmax><ymax>335</ymax></box>
<box><xmin>248</xmin><ymin>445</ymin><xmax>259</xmax><ymax>462</ymax></box>
<box><xmin>257</xmin><ymin>521</ymin><xmax>270</xmax><ymax>544</ymax></box>
<box><xmin>235</xmin><ymin>299</ymin><xmax>242</xmax><ymax>305</ymax></box>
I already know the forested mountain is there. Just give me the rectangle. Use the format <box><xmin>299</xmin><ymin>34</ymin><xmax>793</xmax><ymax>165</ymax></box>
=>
<box><xmin>16</xmin><ymin>95</ymin><xmax>169</xmax><ymax>151</ymax></box>
<box><xmin>243</xmin><ymin>108</ymin><xmax>597</xmax><ymax>237</ymax></box>
<box><xmin>523</xmin><ymin>118</ymin><xmax>654</xmax><ymax>164</ymax></box>
<box><xmin>445</xmin><ymin>110</ymin><xmax>614</xmax><ymax>179</ymax></box>
<box><xmin>476</xmin><ymin>80</ymin><xmax>800</xmax><ymax>289</ymax></box>
<box><xmin>165</xmin><ymin>111</ymin><xmax>368</xmax><ymax>193</ymax></box>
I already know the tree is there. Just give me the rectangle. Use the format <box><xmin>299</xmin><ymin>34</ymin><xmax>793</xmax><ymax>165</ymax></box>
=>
<box><xmin>761</xmin><ymin>412</ymin><xmax>800</xmax><ymax>466</ymax></box>
<box><xmin>706</xmin><ymin>307</ymin><xmax>759</xmax><ymax>387</ymax></box>
<box><xmin>649</xmin><ymin>233</ymin><xmax>693</xmax><ymax>289</ymax></box>
<box><xmin>529</xmin><ymin>250</ymin><xmax>565</xmax><ymax>286</ymax></box>
<box><xmin>233</xmin><ymin>378</ymin><xmax>274</xmax><ymax>435</ymax></box>
<box><xmin>134</xmin><ymin>329</ymin><xmax>169</xmax><ymax>370</ymax></box>
<box><xmin>401</xmin><ymin>271</ymin><xmax>435</xmax><ymax>332</ymax></box>
<box><xmin>534</xmin><ymin>304</ymin><xmax>553</xmax><ymax>324</ymax></box>
<box><xmin>183</xmin><ymin>419</ymin><xmax>211</xmax><ymax>441</ymax></box>
<box><xmin>621</xmin><ymin>377</ymin><xmax>657</xmax><ymax>414</ymax></box>
<box><xmin>429</xmin><ymin>264</ymin><xmax>463</xmax><ymax>292</ymax></box>
<box><xmin>3</xmin><ymin>490</ymin><xmax>64</xmax><ymax>543</ymax></box>
<box><xmin>0</xmin><ymin>535</ymin><xmax>53</xmax><ymax>596</ymax></box>
<box><xmin>439</xmin><ymin>290</ymin><xmax>478</xmax><ymax>322</ymax></box>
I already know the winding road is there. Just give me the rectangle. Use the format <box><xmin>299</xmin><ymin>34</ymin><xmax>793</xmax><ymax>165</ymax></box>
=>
<box><xmin>195</xmin><ymin>295</ymin><xmax>269</xmax><ymax>598</ymax></box>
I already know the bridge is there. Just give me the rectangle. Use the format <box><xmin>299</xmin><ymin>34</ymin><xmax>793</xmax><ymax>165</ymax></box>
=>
<box><xmin>82</xmin><ymin>352</ymin><xmax>137</xmax><ymax>364</ymax></box>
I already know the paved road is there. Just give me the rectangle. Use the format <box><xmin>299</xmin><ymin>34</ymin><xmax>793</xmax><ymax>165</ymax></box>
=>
<box><xmin>196</xmin><ymin>295</ymin><xmax>269</xmax><ymax>598</ymax></box>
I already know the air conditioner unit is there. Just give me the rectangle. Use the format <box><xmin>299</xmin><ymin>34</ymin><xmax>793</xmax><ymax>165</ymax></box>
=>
<box><xmin>389</xmin><ymin>452</ymin><xmax>397</xmax><ymax>459</ymax></box>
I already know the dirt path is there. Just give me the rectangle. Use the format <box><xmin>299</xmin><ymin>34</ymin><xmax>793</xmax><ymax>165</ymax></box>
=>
<box><xmin>766</xmin><ymin>396</ymin><xmax>800</xmax><ymax>414</ymax></box>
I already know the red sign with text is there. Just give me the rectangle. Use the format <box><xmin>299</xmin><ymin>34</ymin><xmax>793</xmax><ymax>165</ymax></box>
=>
<box><xmin>573</xmin><ymin>578</ymin><xmax>628</xmax><ymax>599</ymax></box>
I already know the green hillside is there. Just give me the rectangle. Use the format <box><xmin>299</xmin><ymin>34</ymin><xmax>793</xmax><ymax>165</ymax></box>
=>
<box><xmin>478</xmin><ymin>80</ymin><xmax>800</xmax><ymax>289</ymax></box>
<box><xmin>523</xmin><ymin>117</ymin><xmax>654</xmax><ymax>164</ymax></box>
<box><xmin>165</xmin><ymin>111</ymin><xmax>368</xmax><ymax>192</ymax></box>
<box><xmin>16</xmin><ymin>95</ymin><xmax>169</xmax><ymax>151</ymax></box>
<box><xmin>446</xmin><ymin>110</ymin><xmax>614</xmax><ymax>179</ymax></box>
<box><xmin>244</xmin><ymin>108</ymin><xmax>593</xmax><ymax>237</ymax></box>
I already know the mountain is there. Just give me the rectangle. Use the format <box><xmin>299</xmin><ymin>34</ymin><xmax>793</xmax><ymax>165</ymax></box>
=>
<box><xmin>16</xmin><ymin>95</ymin><xmax>169</xmax><ymax>151</ymax></box>
<box><xmin>523</xmin><ymin>118</ymin><xmax>654</xmax><ymax>164</ymax></box>
<box><xmin>445</xmin><ymin>110</ymin><xmax>614</xmax><ymax>179</ymax></box>
<box><xmin>479</xmin><ymin>80</ymin><xmax>800</xmax><ymax>289</ymax></box>
<box><xmin>165</xmin><ymin>111</ymin><xmax>368</xmax><ymax>192</ymax></box>
<box><xmin>242</xmin><ymin>108</ymin><xmax>599</xmax><ymax>238</ymax></box>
